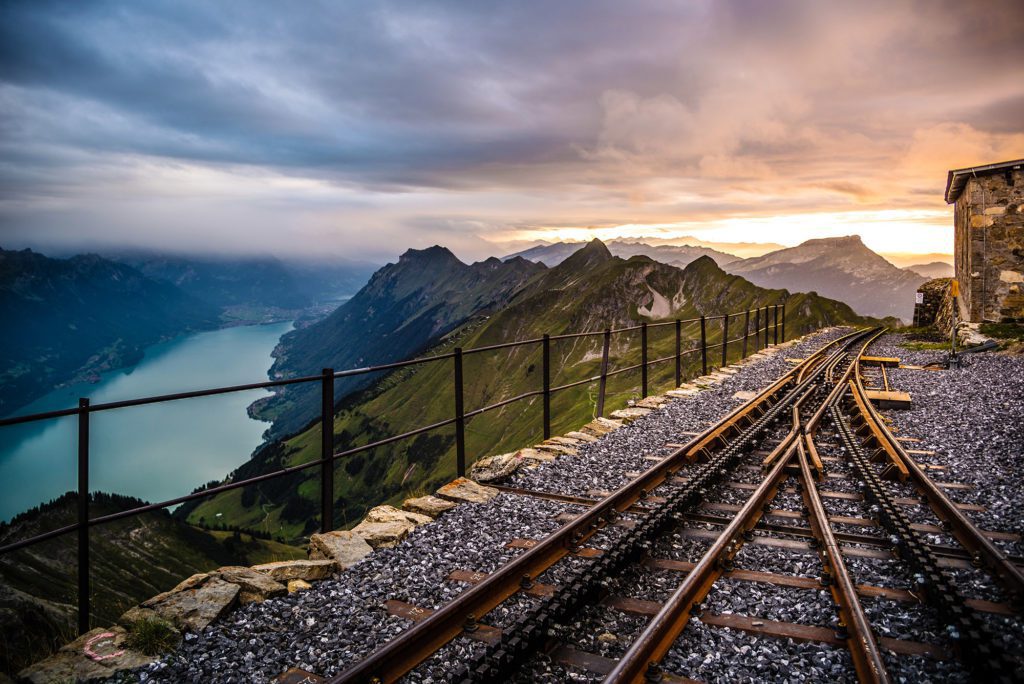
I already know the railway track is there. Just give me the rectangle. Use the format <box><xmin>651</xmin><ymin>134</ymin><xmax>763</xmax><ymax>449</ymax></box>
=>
<box><xmin>287</xmin><ymin>329</ymin><xmax>1022</xmax><ymax>683</ymax></box>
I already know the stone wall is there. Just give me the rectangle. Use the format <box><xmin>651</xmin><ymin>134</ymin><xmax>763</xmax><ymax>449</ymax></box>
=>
<box><xmin>913</xmin><ymin>278</ymin><xmax>951</xmax><ymax>328</ymax></box>
<box><xmin>953</xmin><ymin>168</ymin><xmax>1024</xmax><ymax>322</ymax></box>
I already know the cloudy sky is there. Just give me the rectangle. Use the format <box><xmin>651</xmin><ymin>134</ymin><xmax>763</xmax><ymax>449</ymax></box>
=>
<box><xmin>1</xmin><ymin>0</ymin><xmax>1023</xmax><ymax>263</ymax></box>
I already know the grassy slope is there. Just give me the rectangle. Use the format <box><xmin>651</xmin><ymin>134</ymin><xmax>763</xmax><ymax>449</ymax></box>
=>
<box><xmin>0</xmin><ymin>494</ymin><xmax>304</xmax><ymax>674</ymax></box>
<box><xmin>187</xmin><ymin>247</ymin><xmax>873</xmax><ymax>542</ymax></box>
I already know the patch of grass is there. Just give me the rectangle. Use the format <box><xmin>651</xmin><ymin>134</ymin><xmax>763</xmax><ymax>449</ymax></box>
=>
<box><xmin>125</xmin><ymin>618</ymin><xmax>180</xmax><ymax>656</ymax></box>
<box><xmin>980</xmin><ymin>322</ymin><xmax>1024</xmax><ymax>341</ymax></box>
<box><xmin>899</xmin><ymin>340</ymin><xmax>951</xmax><ymax>351</ymax></box>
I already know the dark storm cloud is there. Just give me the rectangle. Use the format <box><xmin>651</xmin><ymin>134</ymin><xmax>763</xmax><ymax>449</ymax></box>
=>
<box><xmin>0</xmin><ymin>0</ymin><xmax>1022</xmax><ymax>259</ymax></box>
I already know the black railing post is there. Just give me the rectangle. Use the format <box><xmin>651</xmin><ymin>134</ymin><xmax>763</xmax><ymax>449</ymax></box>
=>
<box><xmin>764</xmin><ymin>306</ymin><xmax>770</xmax><ymax>348</ymax></box>
<box><xmin>781</xmin><ymin>303</ymin><xmax>786</xmax><ymax>342</ymax></box>
<box><xmin>742</xmin><ymin>309</ymin><xmax>750</xmax><ymax>358</ymax></box>
<box><xmin>542</xmin><ymin>334</ymin><xmax>551</xmax><ymax>440</ymax></box>
<box><xmin>640</xmin><ymin>322</ymin><xmax>648</xmax><ymax>398</ymax></box>
<box><xmin>754</xmin><ymin>307</ymin><xmax>760</xmax><ymax>352</ymax></box>
<box><xmin>699</xmin><ymin>315</ymin><xmax>707</xmax><ymax>375</ymax></box>
<box><xmin>674</xmin><ymin>319</ymin><xmax>682</xmax><ymax>387</ymax></box>
<box><xmin>596</xmin><ymin>328</ymin><xmax>611</xmax><ymax>417</ymax></box>
<box><xmin>454</xmin><ymin>348</ymin><xmax>466</xmax><ymax>476</ymax></box>
<box><xmin>320</xmin><ymin>368</ymin><xmax>335</xmax><ymax>533</ymax></box>
<box><xmin>721</xmin><ymin>314</ymin><xmax>729</xmax><ymax>369</ymax></box>
<box><xmin>774</xmin><ymin>305</ymin><xmax>779</xmax><ymax>345</ymax></box>
<box><xmin>77</xmin><ymin>397</ymin><xmax>90</xmax><ymax>635</ymax></box>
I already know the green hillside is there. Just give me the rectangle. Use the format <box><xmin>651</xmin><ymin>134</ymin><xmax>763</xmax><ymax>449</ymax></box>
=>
<box><xmin>183</xmin><ymin>240</ymin><xmax>873</xmax><ymax>541</ymax></box>
<box><xmin>0</xmin><ymin>492</ymin><xmax>304</xmax><ymax>675</ymax></box>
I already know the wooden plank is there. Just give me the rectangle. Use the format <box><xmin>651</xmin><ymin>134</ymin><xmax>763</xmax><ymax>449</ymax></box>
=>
<box><xmin>643</xmin><ymin>558</ymin><xmax>1014</xmax><ymax>615</ymax></box>
<box><xmin>273</xmin><ymin>669</ymin><xmax>325</xmax><ymax>684</ymax></box>
<box><xmin>699</xmin><ymin>613</ymin><xmax>945</xmax><ymax>659</ymax></box>
<box><xmin>861</xmin><ymin>356</ymin><xmax>900</xmax><ymax>367</ymax></box>
<box><xmin>551</xmin><ymin>645</ymin><xmax>695</xmax><ymax>682</ymax></box>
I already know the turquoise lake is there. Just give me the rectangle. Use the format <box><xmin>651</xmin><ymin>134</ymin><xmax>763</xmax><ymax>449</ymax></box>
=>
<box><xmin>0</xmin><ymin>321</ymin><xmax>293</xmax><ymax>522</ymax></box>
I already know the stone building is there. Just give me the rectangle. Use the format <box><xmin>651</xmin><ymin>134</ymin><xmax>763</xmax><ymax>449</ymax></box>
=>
<box><xmin>945</xmin><ymin>158</ymin><xmax>1024</xmax><ymax>322</ymax></box>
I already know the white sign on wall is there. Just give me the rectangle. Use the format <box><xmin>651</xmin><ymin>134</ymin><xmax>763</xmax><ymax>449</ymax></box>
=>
<box><xmin>915</xmin><ymin>292</ymin><xmax>924</xmax><ymax>304</ymax></box>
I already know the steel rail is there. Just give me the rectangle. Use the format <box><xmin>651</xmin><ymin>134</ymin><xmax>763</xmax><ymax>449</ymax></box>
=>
<box><xmin>848</xmin><ymin>337</ymin><xmax>1024</xmax><ymax>599</ymax></box>
<box><xmin>328</xmin><ymin>331</ymin><xmax>834</xmax><ymax>683</ymax></box>
<box><xmin>829</xmin><ymin>402</ymin><xmax>1020</xmax><ymax>681</ymax></box>
<box><xmin>795</xmin><ymin>437</ymin><xmax>890</xmax><ymax>683</ymax></box>
<box><xmin>606</xmin><ymin>438</ymin><xmax>798</xmax><ymax>683</ymax></box>
<box><xmin>606</xmin><ymin>330</ymin><xmax>876</xmax><ymax>683</ymax></box>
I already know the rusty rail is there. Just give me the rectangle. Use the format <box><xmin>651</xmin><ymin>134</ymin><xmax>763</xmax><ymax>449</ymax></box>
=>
<box><xmin>795</xmin><ymin>438</ymin><xmax>889</xmax><ymax>683</ymax></box>
<box><xmin>328</xmin><ymin>329</ymin><xmax>849</xmax><ymax>683</ymax></box>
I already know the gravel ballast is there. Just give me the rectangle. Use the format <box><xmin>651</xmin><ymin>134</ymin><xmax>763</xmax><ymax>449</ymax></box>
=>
<box><xmin>108</xmin><ymin>327</ymin><xmax>1022</xmax><ymax>683</ymax></box>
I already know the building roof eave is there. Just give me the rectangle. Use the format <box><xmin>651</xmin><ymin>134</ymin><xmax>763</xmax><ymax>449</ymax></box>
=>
<box><xmin>944</xmin><ymin>158</ymin><xmax>1024</xmax><ymax>204</ymax></box>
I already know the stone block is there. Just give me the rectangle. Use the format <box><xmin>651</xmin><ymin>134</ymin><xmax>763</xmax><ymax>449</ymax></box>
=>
<box><xmin>609</xmin><ymin>407</ymin><xmax>653</xmax><ymax>422</ymax></box>
<box><xmin>564</xmin><ymin>431</ymin><xmax>598</xmax><ymax>442</ymax></box>
<box><xmin>251</xmin><ymin>559</ymin><xmax>337</xmax><ymax>583</ymax></box>
<box><xmin>287</xmin><ymin>579</ymin><xmax>312</xmax><ymax>593</ymax></box>
<box><xmin>364</xmin><ymin>504</ymin><xmax>433</xmax><ymax>527</ymax></box>
<box><xmin>970</xmin><ymin>214</ymin><xmax>994</xmax><ymax>228</ymax></box>
<box><xmin>308</xmin><ymin>531</ymin><xmax>374</xmax><ymax>568</ymax></box>
<box><xmin>139</xmin><ymin>574</ymin><xmax>240</xmax><ymax>632</ymax></box>
<box><xmin>468</xmin><ymin>452</ymin><xmax>522</xmax><ymax>482</ymax></box>
<box><xmin>436</xmin><ymin>477</ymin><xmax>499</xmax><ymax>504</ymax></box>
<box><xmin>403</xmin><ymin>495</ymin><xmax>458</xmax><ymax>518</ymax></box>
<box><xmin>215</xmin><ymin>566</ymin><xmax>287</xmax><ymax>604</ymax></box>
<box><xmin>351</xmin><ymin>520</ymin><xmax>414</xmax><ymax>549</ymax></box>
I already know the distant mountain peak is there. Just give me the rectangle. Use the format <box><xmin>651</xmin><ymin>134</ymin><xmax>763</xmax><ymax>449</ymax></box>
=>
<box><xmin>559</xmin><ymin>238</ymin><xmax>613</xmax><ymax>270</ymax></box>
<box><xmin>398</xmin><ymin>245</ymin><xmax>461</xmax><ymax>266</ymax></box>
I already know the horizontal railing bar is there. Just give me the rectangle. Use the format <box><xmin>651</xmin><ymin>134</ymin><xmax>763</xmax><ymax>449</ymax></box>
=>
<box><xmin>605</xmin><ymin>361</ymin><xmax>644</xmax><ymax>378</ymax></box>
<box><xmin>549</xmin><ymin>374</ymin><xmax>603</xmax><ymax>393</ymax></box>
<box><xmin>331</xmin><ymin>418</ymin><xmax>458</xmax><ymax>460</ymax></box>
<box><xmin>547</xmin><ymin>329</ymin><xmax>607</xmax><ymax>341</ymax></box>
<box><xmin>464</xmin><ymin>390</ymin><xmax>545</xmax><ymax>418</ymax></box>
<box><xmin>461</xmin><ymin>338</ymin><xmax>544</xmax><ymax>356</ymax></box>
<box><xmin>0</xmin><ymin>374</ymin><xmax>325</xmax><ymax>426</ymax></box>
<box><xmin>333</xmin><ymin>352</ymin><xmax>456</xmax><ymax>377</ymax></box>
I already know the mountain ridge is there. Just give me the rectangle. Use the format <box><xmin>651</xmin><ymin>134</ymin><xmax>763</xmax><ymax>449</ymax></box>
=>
<box><xmin>186</xmin><ymin>240</ymin><xmax>876</xmax><ymax>541</ymax></box>
<box><xmin>723</xmin><ymin>235</ymin><xmax>925</xmax><ymax>321</ymax></box>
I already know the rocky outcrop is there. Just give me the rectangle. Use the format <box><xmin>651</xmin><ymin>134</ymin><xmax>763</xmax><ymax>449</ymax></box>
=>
<box><xmin>308</xmin><ymin>530</ymin><xmax>374</xmax><ymax>568</ymax></box>
<box><xmin>17</xmin><ymin>626</ymin><xmax>156</xmax><ymax>683</ymax></box>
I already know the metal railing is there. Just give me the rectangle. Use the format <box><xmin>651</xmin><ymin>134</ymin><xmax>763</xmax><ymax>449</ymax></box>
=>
<box><xmin>0</xmin><ymin>303</ymin><xmax>785</xmax><ymax>634</ymax></box>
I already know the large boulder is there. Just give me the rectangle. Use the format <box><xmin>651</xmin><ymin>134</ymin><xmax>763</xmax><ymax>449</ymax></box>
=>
<box><xmin>402</xmin><ymin>495</ymin><xmax>458</xmax><ymax>518</ymax></box>
<box><xmin>17</xmin><ymin>627</ymin><xmax>155</xmax><ymax>683</ymax></box>
<box><xmin>308</xmin><ymin>530</ymin><xmax>374</xmax><ymax>568</ymax></box>
<box><xmin>215</xmin><ymin>566</ymin><xmax>287</xmax><ymax>604</ymax></box>
<box><xmin>136</xmin><ymin>574</ymin><xmax>239</xmax><ymax>633</ymax></box>
<box><xmin>251</xmin><ymin>559</ymin><xmax>337</xmax><ymax>583</ymax></box>
<box><xmin>436</xmin><ymin>477</ymin><xmax>499</xmax><ymax>504</ymax></box>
